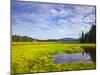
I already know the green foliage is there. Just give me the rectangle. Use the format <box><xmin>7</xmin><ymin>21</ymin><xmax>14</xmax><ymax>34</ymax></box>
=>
<box><xmin>80</xmin><ymin>25</ymin><xmax>96</xmax><ymax>43</ymax></box>
<box><xmin>80</xmin><ymin>32</ymin><xmax>85</xmax><ymax>43</ymax></box>
<box><xmin>12</xmin><ymin>42</ymin><xmax>96</xmax><ymax>74</ymax></box>
<box><xmin>88</xmin><ymin>25</ymin><xmax>96</xmax><ymax>43</ymax></box>
<box><xmin>12</xmin><ymin>35</ymin><xmax>35</xmax><ymax>42</ymax></box>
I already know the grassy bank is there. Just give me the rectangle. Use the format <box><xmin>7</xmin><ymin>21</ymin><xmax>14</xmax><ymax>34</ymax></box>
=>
<box><xmin>12</xmin><ymin>42</ymin><xmax>96</xmax><ymax>74</ymax></box>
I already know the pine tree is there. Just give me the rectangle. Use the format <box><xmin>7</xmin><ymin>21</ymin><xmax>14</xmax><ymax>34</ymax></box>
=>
<box><xmin>80</xmin><ymin>25</ymin><xmax>96</xmax><ymax>43</ymax></box>
<box><xmin>80</xmin><ymin>32</ymin><xmax>85</xmax><ymax>43</ymax></box>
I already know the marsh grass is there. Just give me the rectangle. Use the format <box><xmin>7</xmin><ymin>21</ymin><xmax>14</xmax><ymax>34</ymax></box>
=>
<box><xmin>12</xmin><ymin>42</ymin><xmax>96</xmax><ymax>74</ymax></box>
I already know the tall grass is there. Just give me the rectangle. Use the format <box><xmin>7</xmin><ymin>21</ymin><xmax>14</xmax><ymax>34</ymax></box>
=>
<box><xmin>12</xmin><ymin>42</ymin><xmax>96</xmax><ymax>74</ymax></box>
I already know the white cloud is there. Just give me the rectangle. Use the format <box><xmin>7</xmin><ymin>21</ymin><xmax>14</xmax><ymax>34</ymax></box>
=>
<box><xmin>74</xmin><ymin>6</ymin><xmax>95</xmax><ymax>14</ymax></box>
<box><xmin>83</xmin><ymin>15</ymin><xmax>95</xmax><ymax>23</ymax></box>
<box><xmin>70</xmin><ymin>15</ymin><xmax>83</xmax><ymax>24</ymax></box>
<box><xmin>12</xmin><ymin>2</ymin><xmax>96</xmax><ymax>39</ymax></box>
<box><xmin>50</xmin><ymin>9</ymin><xmax>57</xmax><ymax>13</ymax></box>
<box><xmin>50</xmin><ymin>8</ymin><xmax>69</xmax><ymax>17</ymax></box>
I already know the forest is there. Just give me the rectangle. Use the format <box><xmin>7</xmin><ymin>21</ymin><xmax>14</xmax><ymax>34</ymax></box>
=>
<box><xmin>80</xmin><ymin>25</ymin><xmax>96</xmax><ymax>43</ymax></box>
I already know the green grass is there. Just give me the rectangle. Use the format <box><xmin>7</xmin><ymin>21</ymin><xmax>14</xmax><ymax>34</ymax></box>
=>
<box><xmin>12</xmin><ymin>42</ymin><xmax>96</xmax><ymax>74</ymax></box>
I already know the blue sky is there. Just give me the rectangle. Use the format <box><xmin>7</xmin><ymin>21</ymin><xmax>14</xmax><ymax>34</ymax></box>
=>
<box><xmin>12</xmin><ymin>1</ymin><xmax>96</xmax><ymax>40</ymax></box>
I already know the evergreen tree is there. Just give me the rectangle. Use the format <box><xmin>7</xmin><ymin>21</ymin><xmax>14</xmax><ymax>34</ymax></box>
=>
<box><xmin>80</xmin><ymin>25</ymin><xmax>96</xmax><ymax>43</ymax></box>
<box><xmin>12</xmin><ymin>35</ymin><xmax>34</xmax><ymax>42</ymax></box>
<box><xmin>80</xmin><ymin>32</ymin><xmax>85</xmax><ymax>43</ymax></box>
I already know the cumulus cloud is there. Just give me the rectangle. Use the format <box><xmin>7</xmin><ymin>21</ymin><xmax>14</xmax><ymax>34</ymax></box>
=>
<box><xmin>12</xmin><ymin>1</ymin><xmax>96</xmax><ymax>39</ymax></box>
<box><xmin>83</xmin><ymin>15</ymin><xmax>95</xmax><ymax>23</ymax></box>
<box><xmin>70</xmin><ymin>15</ymin><xmax>83</xmax><ymax>24</ymax></box>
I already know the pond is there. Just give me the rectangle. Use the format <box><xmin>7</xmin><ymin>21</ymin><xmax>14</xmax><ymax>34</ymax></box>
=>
<box><xmin>53</xmin><ymin>52</ymin><xmax>93</xmax><ymax>64</ymax></box>
<box><xmin>53</xmin><ymin>46</ymin><xmax>96</xmax><ymax>64</ymax></box>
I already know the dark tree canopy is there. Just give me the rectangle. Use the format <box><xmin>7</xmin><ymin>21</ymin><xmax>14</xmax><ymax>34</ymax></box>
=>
<box><xmin>80</xmin><ymin>25</ymin><xmax>96</xmax><ymax>43</ymax></box>
<box><xmin>12</xmin><ymin>35</ymin><xmax>35</xmax><ymax>42</ymax></box>
<box><xmin>80</xmin><ymin>32</ymin><xmax>85</xmax><ymax>43</ymax></box>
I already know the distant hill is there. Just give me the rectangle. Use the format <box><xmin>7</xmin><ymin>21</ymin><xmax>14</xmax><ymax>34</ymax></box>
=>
<box><xmin>56</xmin><ymin>38</ymin><xmax>79</xmax><ymax>43</ymax></box>
<box><xmin>38</xmin><ymin>38</ymin><xmax>79</xmax><ymax>43</ymax></box>
<box><xmin>58</xmin><ymin>38</ymin><xmax>77</xmax><ymax>41</ymax></box>
<box><xmin>12</xmin><ymin>35</ymin><xmax>79</xmax><ymax>43</ymax></box>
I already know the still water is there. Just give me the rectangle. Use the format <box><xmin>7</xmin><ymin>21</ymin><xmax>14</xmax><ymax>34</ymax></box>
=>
<box><xmin>53</xmin><ymin>52</ymin><xmax>93</xmax><ymax>64</ymax></box>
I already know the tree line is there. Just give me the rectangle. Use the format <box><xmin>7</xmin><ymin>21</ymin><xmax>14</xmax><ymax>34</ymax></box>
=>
<box><xmin>12</xmin><ymin>35</ymin><xmax>58</xmax><ymax>42</ymax></box>
<box><xmin>12</xmin><ymin>25</ymin><xmax>96</xmax><ymax>43</ymax></box>
<box><xmin>80</xmin><ymin>25</ymin><xmax>96</xmax><ymax>43</ymax></box>
<box><xmin>12</xmin><ymin>35</ymin><xmax>36</xmax><ymax>42</ymax></box>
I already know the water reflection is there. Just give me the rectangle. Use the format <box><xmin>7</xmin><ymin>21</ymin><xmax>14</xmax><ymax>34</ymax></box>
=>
<box><xmin>82</xmin><ymin>46</ymin><xmax>96</xmax><ymax>62</ymax></box>
<box><xmin>53</xmin><ymin>46</ymin><xmax>96</xmax><ymax>64</ymax></box>
<box><xmin>53</xmin><ymin>52</ymin><xmax>92</xmax><ymax>64</ymax></box>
